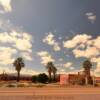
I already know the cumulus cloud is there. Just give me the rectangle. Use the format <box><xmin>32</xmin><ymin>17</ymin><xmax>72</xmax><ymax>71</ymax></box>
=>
<box><xmin>73</xmin><ymin>47</ymin><xmax>99</xmax><ymax>58</ymax></box>
<box><xmin>43</xmin><ymin>32</ymin><xmax>61</xmax><ymax>51</ymax></box>
<box><xmin>0</xmin><ymin>30</ymin><xmax>33</xmax><ymax>66</ymax></box>
<box><xmin>0</xmin><ymin>0</ymin><xmax>12</xmax><ymax>13</ymax></box>
<box><xmin>0</xmin><ymin>47</ymin><xmax>17</xmax><ymax>65</ymax></box>
<box><xmin>85</xmin><ymin>12</ymin><xmax>96</xmax><ymax>24</ymax></box>
<box><xmin>93</xmin><ymin>36</ymin><xmax>100</xmax><ymax>49</ymax></box>
<box><xmin>63</xmin><ymin>34</ymin><xmax>100</xmax><ymax>76</ymax></box>
<box><xmin>0</xmin><ymin>30</ymin><xmax>32</xmax><ymax>52</ymax></box>
<box><xmin>59</xmin><ymin>58</ymin><xmax>63</xmax><ymax>62</ymax></box>
<box><xmin>59</xmin><ymin>69</ymin><xmax>66</xmax><ymax>74</ymax></box>
<box><xmin>37</xmin><ymin>51</ymin><xmax>55</xmax><ymax>65</ymax></box>
<box><xmin>91</xmin><ymin>57</ymin><xmax>100</xmax><ymax>76</ymax></box>
<box><xmin>63</xmin><ymin>62</ymin><xmax>72</xmax><ymax>68</ymax></box>
<box><xmin>63</xmin><ymin>34</ymin><xmax>92</xmax><ymax>48</ymax></box>
<box><xmin>0</xmin><ymin>18</ymin><xmax>33</xmax><ymax>64</ymax></box>
<box><xmin>0</xmin><ymin>19</ymin><xmax>12</xmax><ymax>31</ymax></box>
<box><xmin>0</xmin><ymin>6</ymin><xmax>33</xmax><ymax>74</ymax></box>
<box><xmin>21</xmin><ymin>52</ymin><xmax>32</xmax><ymax>61</ymax></box>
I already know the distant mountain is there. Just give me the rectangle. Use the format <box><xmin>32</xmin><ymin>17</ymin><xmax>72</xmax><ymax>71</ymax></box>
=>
<box><xmin>6</xmin><ymin>73</ymin><xmax>32</xmax><ymax>77</ymax></box>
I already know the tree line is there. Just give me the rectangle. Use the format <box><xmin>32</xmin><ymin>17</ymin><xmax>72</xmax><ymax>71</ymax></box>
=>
<box><xmin>13</xmin><ymin>57</ymin><xmax>93</xmax><ymax>85</ymax></box>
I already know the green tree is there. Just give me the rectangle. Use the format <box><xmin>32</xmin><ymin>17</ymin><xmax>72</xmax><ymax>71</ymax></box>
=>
<box><xmin>83</xmin><ymin>60</ymin><xmax>92</xmax><ymax>71</ymax></box>
<box><xmin>13</xmin><ymin>57</ymin><xmax>25</xmax><ymax>82</ymax></box>
<box><xmin>37</xmin><ymin>73</ymin><xmax>48</xmax><ymax>83</ymax></box>
<box><xmin>46</xmin><ymin>62</ymin><xmax>57</xmax><ymax>82</ymax></box>
<box><xmin>52</xmin><ymin>66</ymin><xmax>57</xmax><ymax>81</ymax></box>
<box><xmin>83</xmin><ymin>60</ymin><xmax>92</xmax><ymax>85</ymax></box>
<box><xmin>32</xmin><ymin>75</ymin><xmax>37</xmax><ymax>83</ymax></box>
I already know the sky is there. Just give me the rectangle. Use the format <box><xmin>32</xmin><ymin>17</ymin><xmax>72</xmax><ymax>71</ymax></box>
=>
<box><xmin>0</xmin><ymin>0</ymin><xmax>100</xmax><ymax>76</ymax></box>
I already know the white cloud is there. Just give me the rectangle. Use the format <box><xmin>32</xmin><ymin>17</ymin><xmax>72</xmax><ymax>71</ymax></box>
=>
<box><xmin>0</xmin><ymin>19</ymin><xmax>12</xmax><ymax>31</ymax></box>
<box><xmin>85</xmin><ymin>12</ymin><xmax>96</xmax><ymax>24</ymax></box>
<box><xmin>63</xmin><ymin>34</ymin><xmax>92</xmax><ymax>48</ymax></box>
<box><xmin>0</xmin><ymin>19</ymin><xmax>33</xmax><ymax>64</ymax></box>
<box><xmin>91</xmin><ymin>57</ymin><xmax>100</xmax><ymax>76</ymax></box>
<box><xmin>73</xmin><ymin>47</ymin><xmax>99</xmax><ymax>58</ymax></box>
<box><xmin>37</xmin><ymin>51</ymin><xmax>55</xmax><ymax>65</ymax></box>
<box><xmin>13</xmin><ymin>38</ymin><xmax>32</xmax><ymax>52</ymax></box>
<box><xmin>43</xmin><ymin>32</ymin><xmax>61</xmax><ymax>51</ymax></box>
<box><xmin>21</xmin><ymin>52</ymin><xmax>32</xmax><ymax>61</ymax></box>
<box><xmin>57</xmin><ymin>68</ymin><xmax>66</xmax><ymax>74</ymax></box>
<box><xmin>59</xmin><ymin>58</ymin><xmax>63</xmax><ymax>62</ymax></box>
<box><xmin>63</xmin><ymin>34</ymin><xmax>100</xmax><ymax>76</ymax></box>
<box><xmin>70</xmin><ymin>67</ymin><xmax>75</xmax><ymax>70</ymax></box>
<box><xmin>0</xmin><ymin>47</ymin><xmax>17</xmax><ymax>65</ymax></box>
<box><xmin>63</xmin><ymin>62</ymin><xmax>72</xmax><ymax>68</ymax></box>
<box><xmin>53</xmin><ymin>42</ymin><xmax>61</xmax><ymax>51</ymax></box>
<box><xmin>95</xmin><ymin>62</ymin><xmax>100</xmax><ymax>75</ymax></box>
<box><xmin>43</xmin><ymin>33</ymin><xmax>55</xmax><ymax>45</ymax></box>
<box><xmin>0</xmin><ymin>11</ymin><xmax>33</xmax><ymax>74</ymax></box>
<box><xmin>0</xmin><ymin>30</ymin><xmax>33</xmax><ymax>66</ymax></box>
<box><xmin>0</xmin><ymin>30</ymin><xmax>32</xmax><ymax>52</ymax></box>
<box><xmin>93</xmin><ymin>36</ymin><xmax>100</xmax><ymax>49</ymax></box>
<box><xmin>0</xmin><ymin>0</ymin><xmax>12</xmax><ymax>13</ymax></box>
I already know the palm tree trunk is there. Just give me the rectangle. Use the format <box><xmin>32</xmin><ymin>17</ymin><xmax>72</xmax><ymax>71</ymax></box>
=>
<box><xmin>53</xmin><ymin>72</ymin><xmax>56</xmax><ymax>81</ymax></box>
<box><xmin>17</xmin><ymin>71</ymin><xmax>20</xmax><ymax>82</ymax></box>
<box><xmin>49</xmin><ymin>71</ymin><xmax>51</xmax><ymax>82</ymax></box>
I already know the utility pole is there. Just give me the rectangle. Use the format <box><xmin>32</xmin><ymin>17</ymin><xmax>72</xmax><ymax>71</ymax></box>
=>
<box><xmin>92</xmin><ymin>69</ymin><xmax>95</xmax><ymax>87</ymax></box>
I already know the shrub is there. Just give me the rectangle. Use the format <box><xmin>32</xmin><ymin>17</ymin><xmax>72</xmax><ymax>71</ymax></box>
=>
<box><xmin>36</xmin><ymin>84</ymin><xmax>45</xmax><ymax>87</ymax></box>
<box><xmin>6</xmin><ymin>84</ymin><xmax>16</xmax><ymax>87</ymax></box>
<box><xmin>37</xmin><ymin>73</ymin><xmax>48</xmax><ymax>83</ymax></box>
<box><xmin>32</xmin><ymin>75</ymin><xmax>37</xmax><ymax>83</ymax></box>
<box><xmin>17</xmin><ymin>84</ymin><xmax>26</xmax><ymax>87</ymax></box>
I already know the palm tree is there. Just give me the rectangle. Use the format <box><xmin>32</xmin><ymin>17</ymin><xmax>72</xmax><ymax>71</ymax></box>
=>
<box><xmin>13</xmin><ymin>57</ymin><xmax>25</xmax><ymax>82</ymax></box>
<box><xmin>46</xmin><ymin>62</ymin><xmax>57</xmax><ymax>82</ymax></box>
<box><xmin>83</xmin><ymin>60</ymin><xmax>92</xmax><ymax>85</ymax></box>
<box><xmin>46</xmin><ymin>62</ymin><xmax>52</xmax><ymax>82</ymax></box>
<box><xmin>52</xmin><ymin>66</ymin><xmax>57</xmax><ymax>81</ymax></box>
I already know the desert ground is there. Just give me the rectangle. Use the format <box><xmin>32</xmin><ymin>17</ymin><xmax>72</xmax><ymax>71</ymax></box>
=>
<box><xmin>0</xmin><ymin>86</ymin><xmax>100</xmax><ymax>100</ymax></box>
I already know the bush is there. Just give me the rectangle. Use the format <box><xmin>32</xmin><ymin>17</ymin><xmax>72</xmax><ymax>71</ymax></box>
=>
<box><xmin>37</xmin><ymin>73</ymin><xmax>48</xmax><ymax>83</ymax></box>
<box><xmin>32</xmin><ymin>75</ymin><xmax>37</xmax><ymax>83</ymax></box>
<box><xmin>17</xmin><ymin>84</ymin><xmax>26</xmax><ymax>87</ymax></box>
<box><xmin>6</xmin><ymin>84</ymin><xmax>16</xmax><ymax>87</ymax></box>
<box><xmin>36</xmin><ymin>84</ymin><xmax>45</xmax><ymax>87</ymax></box>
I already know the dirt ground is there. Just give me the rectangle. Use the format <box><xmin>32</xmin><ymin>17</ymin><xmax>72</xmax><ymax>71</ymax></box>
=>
<box><xmin>0</xmin><ymin>87</ymin><xmax>100</xmax><ymax>100</ymax></box>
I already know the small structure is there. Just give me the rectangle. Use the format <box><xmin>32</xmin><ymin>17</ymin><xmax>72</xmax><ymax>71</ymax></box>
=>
<box><xmin>95</xmin><ymin>77</ymin><xmax>100</xmax><ymax>85</ymax></box>
<box><xmin>60</xmin><ymin>72</ymin><xmax>86</xmax><ymax>85</ymax></box>
<box><xmin>68</xmin><ymin>73</ymin><xmax>85</xmax><ymax>85</ymax></box>
<box><xmin>0</xmin><ymin>71</ymin><xmax>8</xmax><ymax>81</ymax></box>
<box><xmin>60</xmin><ymin>74</ymin><xmax>69</xmax><ymax>85</ymax></box>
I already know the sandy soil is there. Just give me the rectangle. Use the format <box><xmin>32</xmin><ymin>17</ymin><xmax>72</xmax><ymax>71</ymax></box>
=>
<box><xmin>0</xmin><ymin>87</ymin><xmax>100</xmax><ymax>100</ymax></box>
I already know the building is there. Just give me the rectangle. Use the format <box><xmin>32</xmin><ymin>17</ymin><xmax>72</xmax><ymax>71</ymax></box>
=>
<box><xmin>95</xmin><ymin>77</ymin><xmax>100</xmax><ymax>85</ymax></box>
<box><xmin>60</xmin><ymin>74</ymin><xmax>69</xmax><ymax>85</ymax></box>
<box><xmin>0</xmin><ymin>72</ymin><xmax>32</xmax><ymax>81</ymax></box>
<box><xmin>60</xmin><ymin>73</ymin><xmax>85</xmax><ymax>85</ymax></box>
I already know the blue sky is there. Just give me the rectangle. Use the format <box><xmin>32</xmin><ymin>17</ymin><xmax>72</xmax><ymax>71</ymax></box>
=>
<box><xmin>0</xmin><ymin>0</ymin><xmax>100</xmax><ymax>76</ymax></box>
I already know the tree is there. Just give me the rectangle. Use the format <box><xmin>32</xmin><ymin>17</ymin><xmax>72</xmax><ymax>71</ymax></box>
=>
<box><xmin>46</xmin><ymin>62</ymin><xmax>52</xmax><ymax>82</ymax></box>
<box><xmin>83</xmin><ymin>60</ymin><xmax>92</xmax><ymax>85</ymax></box>
<box><xmin>52</xmin><ymin>66</ymin><xmax>57</xmax><ymax>81</ymax></box>
<box><xmin>13</xmin><ymin>57</ymin><xmax>25</xmax><ymax>82</ymax></box>
<box><xmin>46</xmin><ymin>62</ymin><xmax>57</xmax><ymax>82</ymax></box>
<box><xmin>32</xmin><ymin>75</ymin><xmax>37</xmax><ymax>83</ymax></box>
<box><xmin>37</xmin><ymin>73</ymin><xmax>48</xmax><ymax>83</ymax></box>
<box><xmin>83</xmin><ymin>60</ymin><xmax>92</xmax><ymax>70</ymax></box>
